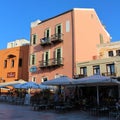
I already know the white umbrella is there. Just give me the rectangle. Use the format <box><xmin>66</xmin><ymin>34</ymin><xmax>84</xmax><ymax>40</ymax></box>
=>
<box><xmin>42</xmin><ymin>76</ymin><xmax>74</xmax><ymax>85</ymax></box>
<box><xmin>73</xmin><ymin>74</ymin><xmax>120</xmax><ymax>105</ymax></box>
<box><xmin>42</xmin><ymin>76</ymin><xmax>74</xmax><ymax>102</ymax></box>
<box><xmin>72</xmin><ymin>74</ymin><xmax>119</xmax><ymax>85</ymax></box>
<box><xmin>0</xmin><ymin>79</ymin><xmax>27</xmax><ymax>88</ymax></box>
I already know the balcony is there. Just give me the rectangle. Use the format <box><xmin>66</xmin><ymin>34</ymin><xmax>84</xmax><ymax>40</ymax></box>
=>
<box><xmin>51</xmin><ymin>33</ymin><xmax>63</xmax><ymax>43</ymax></box>
<box><xmin>40</xmin><ymin>37</ymin><xmax>51</xmax><ymax>46</ymax></box>
<box><xmin>73</xmin><ymin>74</ymin><xmax>87</xmax><ymax>79</ymax></box>
<box><xmin>39</xmin><ymin>57</ymin><xmax>64</xmax><ymax>68</ymax></box>
<box><xmin>102</xmin><ymin>72</ymin><xmax>116</xmax><ymax>77</ymax></box>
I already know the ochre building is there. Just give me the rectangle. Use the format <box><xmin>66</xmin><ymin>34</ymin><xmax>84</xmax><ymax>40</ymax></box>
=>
<box><xmin>0</xmin><ymin>45</ymin><xmax>29</xmax><ymax>83</ymax></box>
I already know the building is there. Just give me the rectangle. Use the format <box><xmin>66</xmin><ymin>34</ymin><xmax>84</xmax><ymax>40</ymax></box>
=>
<box><xmin>0</xmin><ymin>45</ymin><xmax>29</xmax><ymax>83</ymax></box>
<box><xmin>7</xmin><ymin>39</ymin><xmax>30</xmax><ymax>48</ymax></box>
<box><xmin>76</xmin><ymin>41</ymin><xmax>120</xmax><ymax>78</ymax></box>
<box><xmin>97</xmin><ymin>41</ymin><xmax>120</xmax><ymax>59</ymax></box>
<box><xmin>29</xmin><ymin>8</ymin><xmax>110</xmax><ymax>83</ymax></box>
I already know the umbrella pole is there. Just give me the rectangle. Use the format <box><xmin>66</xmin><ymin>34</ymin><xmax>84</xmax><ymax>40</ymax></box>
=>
<box><xmin>63</xmin><ymin>86</ymin><xmax>66</xmax><ymax>102</ymax></box>
<box><xmin>96</xmin><ymin>85</ymin><xmax>99</xmax><ymax>106</ymax></box>
<box><xmin>0</xmin><ymin>88</ymin><xmax>1</xmax><ymax>96</ymax></box>
<box><xmin>118</xmin><ymin>85</ymin><xmax>120</xmax><ymax>98</ymax></box>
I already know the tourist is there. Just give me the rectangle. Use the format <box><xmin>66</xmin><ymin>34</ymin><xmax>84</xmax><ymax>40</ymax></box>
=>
<box><xmin>116</xmin><ymin>99</ymin><xmax>120</xmax><ymax>110</ymax></box>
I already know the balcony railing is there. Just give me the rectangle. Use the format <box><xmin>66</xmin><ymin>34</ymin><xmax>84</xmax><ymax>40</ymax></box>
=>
<box><xmin>51</xmin><ymin>33</ymin><xmax>63</xmax><ymax>43</ymax></box>
<box><xmin>73</xmin><ymin>74</ymin><xmax>87</xmax><ymax>79</ymax></box>
<box><xmin>40</xmin><ymin>37</ymin><xmax>51</xmax><ymax>46</ymax></box>
<box><xmin>102</xmin><ymin>72</ymin><xmax>116</xmax><ymax>77</ymax></box>
<box><xmin>39</xmin><ymin>57</ymin><xmax>64</xmax><ymax>68</ymax></box>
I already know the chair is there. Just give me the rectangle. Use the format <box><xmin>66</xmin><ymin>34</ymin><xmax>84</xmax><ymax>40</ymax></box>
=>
<box><xmin>109</xmin><ymin>106</ymin><xmax>120</xmax><ymax>119</ymax></box>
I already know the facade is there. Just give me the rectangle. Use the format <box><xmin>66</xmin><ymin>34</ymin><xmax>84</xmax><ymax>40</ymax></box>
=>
<box><xmin>7</xmin><ymin>39</ymin><xmax>30</xmax><ymax>48</ymax></box>
<box><xmin>76</xmin><ymin>41</ymin><xmax>120</xmax><ymax>78</ymax></box>
<box><xmin>29</xmin><ymin>8</ymin><xmax>110</xmax><ymax>83</ymax></box>
<box><xmin>0</xmin><ymin>45</ymin><xmax>29</xmax><ymax>83</ymax></box>
<box><xmin>97</xmin><ymin>41</ymin><xmax>120</xmax><ymax>59</ymax></box>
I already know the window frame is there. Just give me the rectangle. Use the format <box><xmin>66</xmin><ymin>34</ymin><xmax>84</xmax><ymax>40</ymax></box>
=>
<box><xmin>19</xmin><ymin>58</ymin><xmax>22</xmax><ymax>67</ymax></box>
<box><xmin>106</xmin><ymin>63</ymin><xmax>115</xmax><ymax>75</ymax></box>
<box><xmin>116</xmin><ymin>49</ymin><xmax>120</xmax><ymax>56</ymax></box>
<box><xmin>93</xmin><ymin>65</ymin><xmax>100</xmax><ymax>75</ymax></box>
<box><xmin>31</xmin><ymin>34</ymin><xmax>37</xmax><ymax>45</ymax></box>
<box><xmin>55</xmin><ymin>23</ymin><xmax>62</xmax><ymax>34</ymax></box>
<box><xmin>30</xmin><ymin>54</ymin><xmax>36</xmax><ymax>65</ymax></box>
<box><xmin>32</xmin><ymin>77</ymin><xmax>36</xmax><ymax>82</ymax></box>
<box><xmin>4</xmin><ymin>60</ymin><xmax>7</xmax><ymax>68</ymax></box>
<box><xmin>80</xmin><ymin>67</ymin><xmax>87</xmax><ymax>76</ymax></box>
<box><xmin>11</xmin><ymin>59</ymin><xmax>14</xmax><ymax>68</ymax></box>
<box><xmin>108</xmin><ymin>51</ymin><xmax>114</xmax><ymax>57</ymax></box>
<box><xmin>43</xmin><ymin>50</ymin><xmax>50</xmax><ymax>65</ymax></box>
<box><xmin>41</xmin><ymin>77</ymin><xmax>48</xmax><ymax>82</ymax></box>
<box><xmin>45</xmin><ymin>28</ymin><xmax>51</xmax><ymax>38</ymax></box>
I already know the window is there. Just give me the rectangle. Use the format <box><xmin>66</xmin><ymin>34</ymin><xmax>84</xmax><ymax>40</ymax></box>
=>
<box><xmin>30</xmin><ymin>54</ymin><xmax>36</xmax><ymax>65</ymax></box>
<box><xmin>99</xmin><ymin>34</ymin><xmax>104</xmax><ymax>44</ymax></box>
<box><xmin>43</xmin><ymin>51</ymin><xmax>49</xmax><ymax>65</ymax></box>
<box><xmin>93</xmin><ymin>65</ymin><xmax>100</xmax><ymax>75</ymax></box>
<box><xmin>106</xmin><ymin>63</ymin><xmax>115</xmax><ymax>75</ymax></box>
<box><xmin>19</xmin><ymin>58</ymin><xmax>22</xmax><ymax>67</ymax></box>
<box><xmin>116</xmin><ymin>50</ymin><xmax>120</xmax><ymax>56</ymax></box>
<box><xmin>42</xmin><ymin>28</ymin><xmax>51</xmax><ymax>43</ymax></box>
<box><xmin>80</xmin><ymin>67</ymin><xmax>87</xmax><ymax>76</ymax></box>
<box><xmin>56</xmin><ymin>48</ymin><xmax>61</xmax><ymax>59</ymax></box>
<box><xmin>32</xmin><ymin>77</ymin><xmax>36</xmax><ymax>82</ymax></box>
<box><xmin>42</xmin><ymin>77</ymin><xmax>48</xmax><ymax>82</ymax></box>
<box><xmin>55</xmin><ymin>48</ymin><xmax>62</xmax><ymax>64</ymax></box>
<box><xmin>11</xmin><ymin>59</ymin><xmax>14</xmax><ymax>67</ymax></box>
<box><xmin>55</xmin><ymin>24</ymin><xmax>62</xmax><ymax>38</ymax></box>
<box><xmin>66</xmin><ymin>20</ymin><xmax>70</xmax><ymax>32</ymax></box>
<box><xmin>4</xmin><ymin>60</ymin><xmax>7</xmax><ymax>68</ymax></box>
<box><xmin>56</xmin><ymin>24</ymin><xmax>62</xmax><ymax>34</ymax></box>
<box><xmin>11</xmin><ymin>43</ymin><xmax>14</xmax><ymax>48</ymax></box>
<box><xmin>108</xmin><ymin>51</ymin><xmax>113</xmax><ymax>57</ymax></box>
<box><xmin>45</xmin><ymin>28</ymin><xmax>50</xmax><ymax>38</ymax></box>
<box><xmin>31</xmin><ymin>34</ymin><xmax>37</xmax><ymax>45</ymax></box>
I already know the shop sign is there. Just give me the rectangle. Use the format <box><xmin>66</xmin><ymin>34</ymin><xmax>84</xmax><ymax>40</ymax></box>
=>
<box><xmin>7</xmin><ymin>72</ymin><xmax>16</xmax><ymax>78</ymax></box>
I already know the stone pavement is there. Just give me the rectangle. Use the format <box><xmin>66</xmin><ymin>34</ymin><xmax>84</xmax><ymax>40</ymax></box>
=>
<box><xmin>0</xmin><ymin>103</ymin><xmax>113</xmax><ymax>120</ymax></box>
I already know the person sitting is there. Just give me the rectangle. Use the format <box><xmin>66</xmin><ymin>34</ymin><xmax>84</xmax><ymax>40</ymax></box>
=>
<box><xmin>116</xmin><ymin>99</ymin><xmax>120</xmax><ymax>110</ymax></box>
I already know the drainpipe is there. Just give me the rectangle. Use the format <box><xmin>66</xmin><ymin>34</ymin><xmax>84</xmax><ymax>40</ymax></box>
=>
<box><xmin>71</xmin><ymin>10</ymin><xmax>75</xmax><ymax>78</ymax></box>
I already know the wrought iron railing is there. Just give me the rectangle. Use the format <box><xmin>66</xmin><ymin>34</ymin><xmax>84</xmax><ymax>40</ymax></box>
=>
<box><xmin>40</xmin><ymin>37</ymin><xmax>51</xmax><ymax>46</ymax></box>
<box><xmin>51</xmin><ymin>33</ymin><xmax>63</xmax><ymax>43</ymax></box>
<box><xmin>73</xmin><ymin>74</ymin><xmax>87</xmax><ymax>79</ymax></box>
<box><xmin>39</xmin><ymin>57</ymin><xmax>64</xmax><ymax>68</ymax></box>
<box><xmin>102</xmin><ymin>72</ymin><xmax>116</xmax><ymax>77</ymax></box>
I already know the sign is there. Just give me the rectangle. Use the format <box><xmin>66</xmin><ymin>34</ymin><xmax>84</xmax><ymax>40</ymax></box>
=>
<box><xmin>30</xmin><ymin>66</ymin><xmax>37</xmax><ymax>72</ymax></box>
<box><xmin>7</xmin><ymin>72</ymin><xmax>16</xmax><ymax>78</ymax></box>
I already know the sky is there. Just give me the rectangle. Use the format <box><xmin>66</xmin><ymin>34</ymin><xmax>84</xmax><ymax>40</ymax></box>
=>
<box><xmin>0</xmin><ymin>0</ymin><xmax>120</xmax><ymax>50</ymax></box>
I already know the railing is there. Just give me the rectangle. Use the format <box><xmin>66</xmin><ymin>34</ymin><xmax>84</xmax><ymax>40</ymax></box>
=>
<box><xmin>102</xmin><ymin>72</ymin><xmax>116</xmax><ymax>77</ymax></box>
<box><xmin>40</xmin><ymin>37</ymin><xmax>51</xmax><ymax>46</ymax></box>
<box><xmin>39</xmin><ymin>57</ymin><xmax>64</xmax><ymax>68</ymax></box>
<box><xmin>51</xmin><ymin>33</ymin><xmax>63</xmax><ymax>43</ymax></box>
<box><xmin>73</xmin><ymin>74</ymin><xmax>87</xmax><ymax>79</ymax></box>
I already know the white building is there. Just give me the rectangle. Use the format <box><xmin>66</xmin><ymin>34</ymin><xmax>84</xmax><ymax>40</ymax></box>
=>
<box><xmin>7</xmin><ymin>39</ymin><xmax>30</xmax><ymax>48</ymax></box>
<box><xmin>76</xmin><ymin>41</ymin><xmax>120</xmax><ymax>78</ymax></box>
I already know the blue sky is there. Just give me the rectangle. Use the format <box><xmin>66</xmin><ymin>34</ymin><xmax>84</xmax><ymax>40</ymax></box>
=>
<box><xmin>0</xmin><ymin>0</ymin><xmax>120</xmax><ymax>49</ymax></box>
